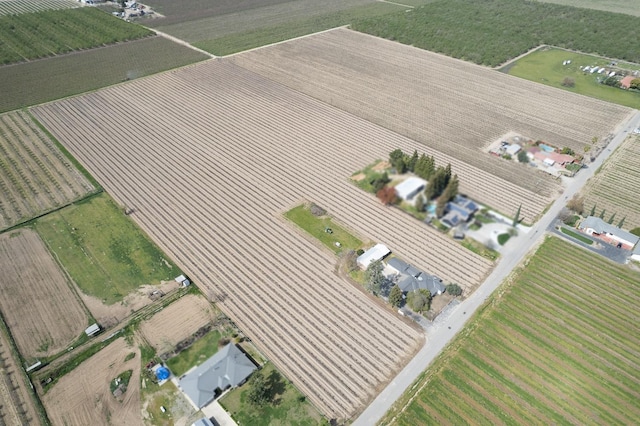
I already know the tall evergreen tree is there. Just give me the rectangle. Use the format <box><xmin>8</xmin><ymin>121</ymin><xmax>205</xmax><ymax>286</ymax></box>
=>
<box><xmin>512</xmin><ymin>204</ymin><xmax>521</xmax><ymax>227</ymax></box>
<box><xmin>389</xmin><ymin>285</ymin><xmax>403</xmax><ymax>308</ymax></box>
<box><xmin>599</xmin><ymin>209</ymin><xmax>606</xmax><ymax>219</ymax></box>
<box><xmin>415</xmin><ymin>194</ymin><xmax>425</xmax><ymax>212</ymax></box>
<box><xmin>407</xmin><ymin>150</ymin><xmax>419</xmax><ymax>172</ymax></box>
<box><xmin>589</xmin><ymin>204</ymin><xmax>596</xmax><ymax>217</ymax></box>
<box><xmin>436</xmin><ymin>194</ymin><xmax>448</xmax><ymax>218</ymax></box>
<box><xmin>389</xmin><ymin>149</ymin><xmax>405</xmax><ymax>172</ymax></box>
<box><xmin>608</xmin><ymin>212</ymin><xmax>616</xmax><ymax>225</ymax></box>
<box><xmin>365</xmin><ymin>260</ymin><xmax>385</xmax><ymax>295</ymax></box>
<box><xmin>618</xmin><ymin>216</ymin><xmax>626</xmax><ymax>229</ymax></box>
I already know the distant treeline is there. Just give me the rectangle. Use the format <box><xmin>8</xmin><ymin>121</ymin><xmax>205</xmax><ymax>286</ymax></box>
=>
<box><xmin>352</xmin><ymin>0</ymin><xmax>640</xmax><ymax>67</ymax></box>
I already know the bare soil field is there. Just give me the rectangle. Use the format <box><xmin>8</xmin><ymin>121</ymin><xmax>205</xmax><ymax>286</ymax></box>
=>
<box><xmin>581</xmin><ymin>134</ymin><xmax>640</xmax><ymax>229</ymax></box>
<box><xmin>30</xmin><ymin>57</ymin><xmax>452</xmax><ymax>419</ymax></box>
<box><xmin>229</xmin><ymin>28</ymin><xmax>631</xmax><ymax>221</ymax></box>
<box><xmin>43</xmin><ymin>337</ymin><xmax>141</xmax><ymax>426</ymax></box>
<box><xmin>139</xmin><ymin>294</ymin><xmax>216</xmax><ymax>354</ymax></box>
<box><xmin>0</xmin><ymin>111</ymin><xmax>95</xmax><ymax>230</ymax></box>
<box><xmin>0</xmin><ymin>229</ymin><xmax>88</xmax><ymax>360</ymax></box>
<box><xmin>0</xmin><ymin>325</ymin><xmax>42</xmax><ymax>425</ymax></box>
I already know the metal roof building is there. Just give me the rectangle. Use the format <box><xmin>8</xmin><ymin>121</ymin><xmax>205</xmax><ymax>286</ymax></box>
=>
<box><xmin>357</xmin><ymin>243</ymin><xmax>391</xmax><ymax>269</ymax></box>
<box><xmin>394</xmin><ymin>177</ymin><xmax>427</xmax><ymax>201</ymax></box>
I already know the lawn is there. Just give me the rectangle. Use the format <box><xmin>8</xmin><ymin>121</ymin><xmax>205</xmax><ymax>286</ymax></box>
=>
<box><xmin>33</xmin><ymin>193</ymin><xmax>181</xmax><ymax>304</ymax></box>
<box><xmin>352</xmin><ymin>0</ymin><xmax>640</xmax><ymax>67</ymax></box>
<box><xmin>560</xmin><ymin>226</ymin><xmax>594</xmax><ymax>245</ymax></box>
<box><xmin>0</xmin><ymin>36</ymin><xmax>208</xmax><ymax>113</ymax></box>
<box><xmin>0</xmin><ymin>7</ymin><xmax>152</xmax><ymax>65</ymax></box>
<box><xmin>165</xmin><ymin>330</ymin><xmax>222</xmax><ymax>376</ymax></box>
<box><xmin>284</xmin><ymin>204</ymin><xmax>363</xmax><ymax>254</ymax></box>
<box><xmin>219</xmin><ymin>362</ymin><xmax>326</xmax><ymax>426</ymax></box>
<box><xmin>380</xmin><ymin>237</ymin><xmax>640</xmax><ymax>424</ymax></box>
<box><xmin>506</xmin><ymin>48</ymin><xmax>640</xmax><ymax>109</ymax></box>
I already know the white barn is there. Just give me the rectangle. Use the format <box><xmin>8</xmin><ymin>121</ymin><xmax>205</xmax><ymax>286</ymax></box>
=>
<box><xmin>394</xmin><ymin>177</ymin><xmax>427</xmax><ymax>201</ymax></box>
<box><xmin>357</xmin><ymin>243</ymin><xmax>391</xmax><ymax>269</ymax></box>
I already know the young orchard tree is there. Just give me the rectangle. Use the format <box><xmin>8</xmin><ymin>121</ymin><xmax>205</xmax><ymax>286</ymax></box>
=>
<box><xmin>365</xmin><ymin>260</ymin><xmax>385</xmax><ymax>295</ymax></box>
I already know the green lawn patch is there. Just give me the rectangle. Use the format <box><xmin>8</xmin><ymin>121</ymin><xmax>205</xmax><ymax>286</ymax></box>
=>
<box><xmin>560</xmin><ymin>226</ymin><xmax>593</xmax><ymax>244</ymax></box>
<box><xmin>33</xmin><ymin>193</ymin><xmax>180</xmax><ymax>304</ymax></box>
<box><xmin>380</xmin><ymin>237</ymin><xmax>640</xmax><ymax>424</ymax></box>
<box><xmin>351</xmin><ymin>160</ymin><xmax>390</xmax><ymax>194</ymax></box>
<box><xmin>497</xmin><ymin>233</ymin><xmax>511</xmax><ymax>245</ymax></box>
<box><xmin>219</xmin><ymin>362</ymin><xmax>326</xmax><ymax>426</ymax></box>
<box><xmin>0</xmin><ymin>8</ymin><xmax>152</xmax><ymax>65</ymax></box>
<box><xmin>352</xmin><ymin>0</ymin><xmax>640</xmax><ymax>67</ymax></box>
<box><xmin>110</xmin><ymin>369</ymin><xmax>133</xmax><ymax>394</ymax></box>
<box><xmin>0</xmin><ymin>37</ymin><xmax>208</xmax><ymax>113</ymax></box>
<box><xmin>165</xmin><ymin>330</ymin><xmax>222</xmax><ymax>376</ymax></box>
<box><xmin>506</xmin><ymin>48</ymin><xmax>640</xmax><ymax>109</ymax></box>
<box><xmin>284</xmin><ymin>204</ymin><xmax>363</xmax><ymax>254</ymax></box>
<box><xmin>461</xmin><ymin>238</ymin><xmax>499</xmax><ymax>260</ymax></box>
<box><xmin>563</xmin><ymin>215</ymin><xmax>580</xmax><ymax>227</ymax></box>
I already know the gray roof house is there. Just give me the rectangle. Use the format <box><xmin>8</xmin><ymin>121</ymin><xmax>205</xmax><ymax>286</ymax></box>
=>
<box><xmin>387</xmin><ymin>258</ymin><xmax>445</xmax><ymax>297</ymax></box>
<box><xmin>441</xmin><ymin>195</ymin><xmax>479</xmax><ymax>228</ymax></box>
<box><xmin>579</xmin><ymin>216</ymin><xmax>640</xmax><ymax>249</ymax></box>
<box><xmin>179</xmin><ymin>343</ymin><xmax>257</xmax><ymax>409</ymax></box>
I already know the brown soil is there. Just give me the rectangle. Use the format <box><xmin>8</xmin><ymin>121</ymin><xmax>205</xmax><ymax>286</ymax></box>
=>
<box><xmin>372</xmin><ymin>160</ymin><xmax>390</xmax><ymax>172</ymax></box>
<box><xmin>351</xmin><ymin>173</ymin><xmax>366</xmax><ymax>181</ymax></box>
<box><xmin>0</xmin><ymin>229</ymin><xmax>88</xmax><ymax>359</ymax></box>
<box><xmin>139</xmin><ymin>294</ymin><xmax>216</xmax><ymax>354</ymax></box>
<box><xmin>43</xmin><ymin>338</ymin><xmax>142</xmax><ymax>426</ymax></box>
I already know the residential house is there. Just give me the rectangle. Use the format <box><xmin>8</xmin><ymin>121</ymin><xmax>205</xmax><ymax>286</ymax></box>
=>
<box><xmin>387</xmin><ymin>258</ymin><xmax>445</xmax><ymax>297</ymax></box>
<box><xmin>441</xmin><ymin>195</ymin><xmax>478</xmax><ymax>228</ymax></box>
<box><xmin>578</xmin><ymin>216</ymin><xmax>639</xmax><ymax>249</ymax></box>
<box><xmin>620</xmin><ymin>75</ymin><xmax>635</xmax><ymax>89</ymax></box>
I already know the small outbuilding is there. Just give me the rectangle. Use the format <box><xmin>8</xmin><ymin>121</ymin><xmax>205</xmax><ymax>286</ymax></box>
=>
<box><xmin>357</xmin><ymin>243</ymin><xmax>391</xmax><ymax>269</ymax></box>
<box><xmin>85</xmin><ymin>323</ymin><xmax>101</xmax><ymax>337</ymax></box>
<box><xmin>394</xmin><ymin>177</ymin><xmax>427</xmax><ymax>201</ymax></box>
<box><xmin>505</xmin><ymin>144</ymin><xmax>521</xmax><ymax>156</ymax></box>
<box><xmin>175</xmin><ymin>274</ymin><xmax>191</xmax><ymax>286</ymax></box>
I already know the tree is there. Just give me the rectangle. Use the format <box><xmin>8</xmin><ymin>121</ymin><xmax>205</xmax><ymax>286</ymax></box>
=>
<box><xmin>608</xmin><ymin>212</ymin><xmax>616</xmax><ymax>225</ymax></box>
<box><xmin>446</xmin><ymin>283</ymin><xmax>463</xmax><ymax>296</ymax></box>
<box><xmin>599</xmin><ymin>209</ymin><xmax>606</xmax><ymax>219</ymax></box>
<box><xmin>517</xmin><ymin>150</ymin><xmax>529</xmax><ymax>163</ymax></box>
<box><xmin>415</xmin><ymin>194</ymin><xmax>425</xmax><ymax>212</ymax></box>
<box><xmin>340</xmin><ymin>250</ymin><xmax>358</xmax><ymax>273</ymax></box>
<box><xmin>560</xmin><ymin>147</ymin><xmax>575</xmax><ymax>155</ymax></box>
<box><xmin>389</xmin><ymin>149</ymin><xmax>405</xmax><ymax>172</ymax></box>
<box><xmin>370</xmin><ymin>172</ymin><xmax>390</xmax><ymax>193</ymax></box>
<box><xmin>376</xmin><ymin>186</ymin><xmax>398</xmax><ymax>205</ymax></box>
<box><xmin>435</xmin><ymin>194</ymin><xmax>447</xmax><ymax>218</ymax></box>
<box><xmin>630</xmin><ymin>78</ymin><xmax>640</xmax><ymax>90</ymax></box>
<box><xmin>561</xmin><ymin>77</ymin><xmax>575</xmax><ymax>87</ymax></box>
<box><xmin>406</xmin><ymin>150</ymin><xmax>419</xmax><ymax>172</ymax></box>
<box><xmin>427</xmin><ymin>166</ymin><xmax>448</xmax><ymax>200</ymax></box>
<box><xmin>566</xmin><ymin>195</ymin><xmax>584</xmax><ymax>215</ymax></box>
<box><xmin>415</xmin><ymin>154</ymin><xmax>435</xmax><ymax>180</ymax></box>
<box><xmin>407</xmin><ymin>289</ymin><xmax>431</xmax><ymax>313</ymax></box>
<box><xmin>617</xmin><ymin>216</ymin><xmax>626</xmax><ymax>229</ymax></box>
<box><xmin>603</xmin><ymin>76</ymin><xmax>619</xmax><ymax>87</ymax></box>
<box><xmin>589</xmin><ymin>204</ymin><xmax>597</xmax><ymax>216</ymax></box>
<box><xmin>388</xmin><ymin>285</ymin><xmax>403</xmax><ymax>307</ymax></box>
<box><xmin>365</xmin><ymin>260</ymin><xmax>385</xmax><ymax>295</ymax></box>
<box><xmin>247</xmin><ymin>371</ymin><xmax>270</xmax><ymax>406</ymax></box>
<box><xmin>441</xmin><ymin>174</ymin><xmax>459</xmax><ymax>203</ymax></box>
<box><xmin>512</xmin><ymin>204</ymin><xmax>521</xmax><ymax>227</ymax></box>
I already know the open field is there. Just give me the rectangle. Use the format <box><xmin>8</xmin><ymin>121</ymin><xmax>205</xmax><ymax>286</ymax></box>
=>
<box><xmin>0</xmin><ymin>36</ymin><xmax>209</xmax><ymax>113</ymax></box>
<box><xmin>581</xmin><ymin>134</ymin><xmax>640</xmax><ymax>229</ymax></box>
<box><xmin>139</xmin><ymin>293</ymin><xmax>216</xmax><ymax>354</ymax></box>
<box><xmin>352</xmin><ymin>0</ymin><xmax>640</xmax><ymax>67</ymax></box>
<box><xmin>0</xmin><ymin>110</ymin><xmax>95</xmax><ymax>231</ymax></box>
<box><xmin>0</xmin><ymin>229</ymin><xmax>88</xmax><ymax>360</ymax></box>
<box><xmin>33</xmin><ymin>193</ymin><xmax>181</xmax><ymax>305</ymax></box>
<box><xmin>43</xmin><ymin>337</ymin><xmax>142</xmax><ymax>426</ymax></box>
<box><xmin>0</xmin><ymin>7</ymin><xmax>152</xmax><ymax>65</ymax></box>
<box><xmin>166</xmin><ymin>329</ymin><xmax>222</xmax><ymax>376</ymax></box>
<box><xmin>0</xmin><ymin>0</ymin><xmax>77</xmax><ymax>16</ymax></box>
<box><xmin>220</xmin><ymin>362</ymin><xmax>326</xmax><ymax>426</ymax></box>
<box><xmin>534</xmin><ymin>0</ymin><xmax>640</xmax><ymax>16</ymax></box>
<box><xmin>505</xmin><ymin>47</ymin><xmax>640</xmax><ymax>109</ymax></box>
<box><xmin>231</xmin><ymin>29</ymin><xmax>631</xmax><ymax>222</ymax></box>
<box><xmin>0</xmin><ymin>322</ymin><xmax>42</xmax><ymax>425</ymax></box>
<box><xmin>380</xmin><ymin>236</ymin><xmax>640</xmax><ymax>424</ymax></box>
<box><xmin>29</xmin><ymin>55</ymin><xmax>451</xmax><ymax>420</ymax></box>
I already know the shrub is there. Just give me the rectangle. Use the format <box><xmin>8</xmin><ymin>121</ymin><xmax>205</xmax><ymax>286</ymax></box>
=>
<box><xmin>376</xmin><ymin>186</ymin><xmax>398</xmax><ymax>205</ymax></box>
<box><xmin>561</xmin><ymin>77</ymin><xmax>575</xmax><ymax>87</ymax></box>
<box><xmin>497</xmin><ymin>233</ymin><xmax>511</xmax><ymax>245</ymax></box>
<box><xmin>407</xmin><ymin>289</ymin><xmax>431</xmax><ymax>312</ymax></box>
<box><xmin>309</xmin><ymin>203</ymin><xmax>326</xmax><ymax>217</ymax></box>
<box><xmin>446</xmin><ymin>283</ymin><xmax>463</xmax><ymax>296</ymax></box>
<box><xmin>517</xmin><ymin>150</ymin><xmax>529</xmax><ymax>163</ymax></box>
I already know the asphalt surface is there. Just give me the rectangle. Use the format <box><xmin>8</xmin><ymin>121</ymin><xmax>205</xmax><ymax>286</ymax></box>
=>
<box><xmin>353</xmin><ymin>110</ymin><xmax>640</xmax><ymax>425</ymax></box>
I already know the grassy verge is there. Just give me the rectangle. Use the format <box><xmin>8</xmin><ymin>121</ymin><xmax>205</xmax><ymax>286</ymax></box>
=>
<box><xmin>0</xmin><ymin>37</ymin><xmax>208</xmax><ymax>113</ymax></box>
<box><xmin>220</xmin><ymin>362</ymin><xmax>326</xmax><ymax>426</ymax></box>
<box><xmin>560</xmin><ymin>226</ymin><xmax>594</xmax><ymax>244</ymax></box>
<box><xmin>195</xmin><ymin>2</ymin><xmax>404</xmax><ymax>56</ymax></box>
<box><xmin>33</xmin><ymin>192</ymin><xmax>181</xmax><ymax>304</ymax></box>
<box><xmin>380</xmin><ymin>237</ymin><xmax>640</xmax><ymax>423</ymax></box>
<box><xmin>506</xmin><ymin>48</ymin><xmax>640</xmax><ymax>109</ymax></box>
<box><xmin>461</xmin><ymin>238</ymin><xmax>499</xmax><ymax>260</ymax></box>
<box><xmin>285</xmin><ymin>204</ymin><xmax>363</xmax><ymax>254</ymax></box>
<box><xmin>166</xmin><ymin>330</ymin><xmax>222</xmax><ymax>376</ymax></box>
<box><xmin>352</xmin><ymin>0</ymin><xmax>640</xmax><ymax>67</ymax></box>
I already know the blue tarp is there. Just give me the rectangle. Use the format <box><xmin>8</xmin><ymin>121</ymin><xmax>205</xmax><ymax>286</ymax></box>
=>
<box><xmin>156</xmin><ymin>366</ymin><xmax>170</xmax><ymax>381</ymax></box>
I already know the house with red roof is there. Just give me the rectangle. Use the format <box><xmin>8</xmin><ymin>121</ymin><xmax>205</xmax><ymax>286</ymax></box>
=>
<box><xmin>620</xmin><ymin>75</ymin><xmax>635</xmax><ymax>89</ymax></box>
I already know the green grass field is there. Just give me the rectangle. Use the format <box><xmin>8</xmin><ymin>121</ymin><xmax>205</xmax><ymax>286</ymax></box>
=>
<box><xmin>380</xmin><ymin>237</ymin><xmax>640</xmax><ymax>424</ymax></box>
<box><xmin>285</xmin><ymin>204</ymin><xmax>363</xmax><ymax>254</ymax></box>
<box><xmin>220</xmin><ymin>362</ymin><xmax>326</xmax><ymax>426</ymax></box>
<box><xmin>506</xmin><ymin>48</ymin><xmax>640</xmax><ymax>109</ymax></box>
<box><xmin>534</xmin><ymin>0</ymin><xmax>640</xmax><ymax>17</ymax></box>
<box><xmin>0</xmin><ymin>37</ymin><xmax>208</xmax><ymax>113</ymax></box>
<box><xmin>0</xmin><ymin>8</ymin><xmax>152</xmax><ymax>65</ymax></box>
<box><xmin>33</xmin><ymin>193</ymin><xmax>180</xmax><ymax>304</ymax></box>
<box><xmin>165</xmin><ymin>330</ymin><xmax>222</xmax><ymax>376</ymax></box>
<box><xmin>352</xmin><ymin>0</ymin><xmax>640</xmax><ymax>67</ymax></box>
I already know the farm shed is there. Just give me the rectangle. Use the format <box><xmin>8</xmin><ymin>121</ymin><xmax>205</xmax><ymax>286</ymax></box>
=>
<box><xmin>179</xmin><ymin>343</ymin><xmax>257</xmax><ymax>409</ymax></box>
<box><xmin>395</xmin><ymin>177</ymin><xmax>427</xmax><ymax>201</ymax></box>
<box><xmin>175</xmin><ymin>274</ymin><xmax>191</xmax><ymax>286</ymax></box>
<box><xmin>579</xmin><ymin>216</ymin><xmax>640</xmax><ymax>249</ymax></box>
<box><xmin>85</xmin><ymin>323</ymin><xmax>100</xmax><ymax>337</ymax></box>
<box><xmin>192</xmin><ymin>419</ymin><xmax>215</xmax><ymax>426</ymax></box>
<box><xmin>357</xmin><ymin>243</ymin><xmax>391</xmax><ymax>269</ymax></box>
<box><xmin>387</xmin><ymin>258</ymin><xmax>445</xmax><ymax>297</ymax></box>
<box><xmin>505</xmin><ymin>144</ymin><xmax>521</xmax><ymax>156</ymax></box>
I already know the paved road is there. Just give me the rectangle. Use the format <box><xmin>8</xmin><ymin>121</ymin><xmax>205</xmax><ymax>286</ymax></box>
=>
<box><xmin>353</xmin><ymin>109</ymin><xmax>640</xmax><ymax>425</ymax></box>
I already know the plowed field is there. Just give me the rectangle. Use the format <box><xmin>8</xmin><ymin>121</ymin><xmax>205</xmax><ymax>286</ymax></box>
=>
<box><xmin>0</xmin><ymin>229</ymin><xmax>87</xmax><ymax>360</ymax></box>
<box><xmin>581</xmin><ymin>134</ymin><xmax>640</xmax><ymax>229</ymax></box>
<box><xmin>229</xmin><ymin>28</ymin><xmax>631</xmax><ymax>221</ymax></box>
<box><xmin>32</xmin><ymin>59</ymin><xmax>437</xmax><ymax>420</ymax></box>
<box><xmin>43</xmin><ymin>338</ymin><xmax>141</xmax><ymax>426</ymax></box>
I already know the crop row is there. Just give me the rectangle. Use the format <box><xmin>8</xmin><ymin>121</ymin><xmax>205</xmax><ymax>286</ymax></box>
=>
<box><xmin>0</xmin><ymin>8</ymin><xmax>152</xmax><ymax>65</ymax></box>
<box><xmin>384</xmin><ymin>237</ymin><xmax>640</xmax><ymax>424</ymax></box>
<box><xmin>0</xmin><ymin>0</ymin><xmax>77</xmax><ymax>16</ymax></box>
